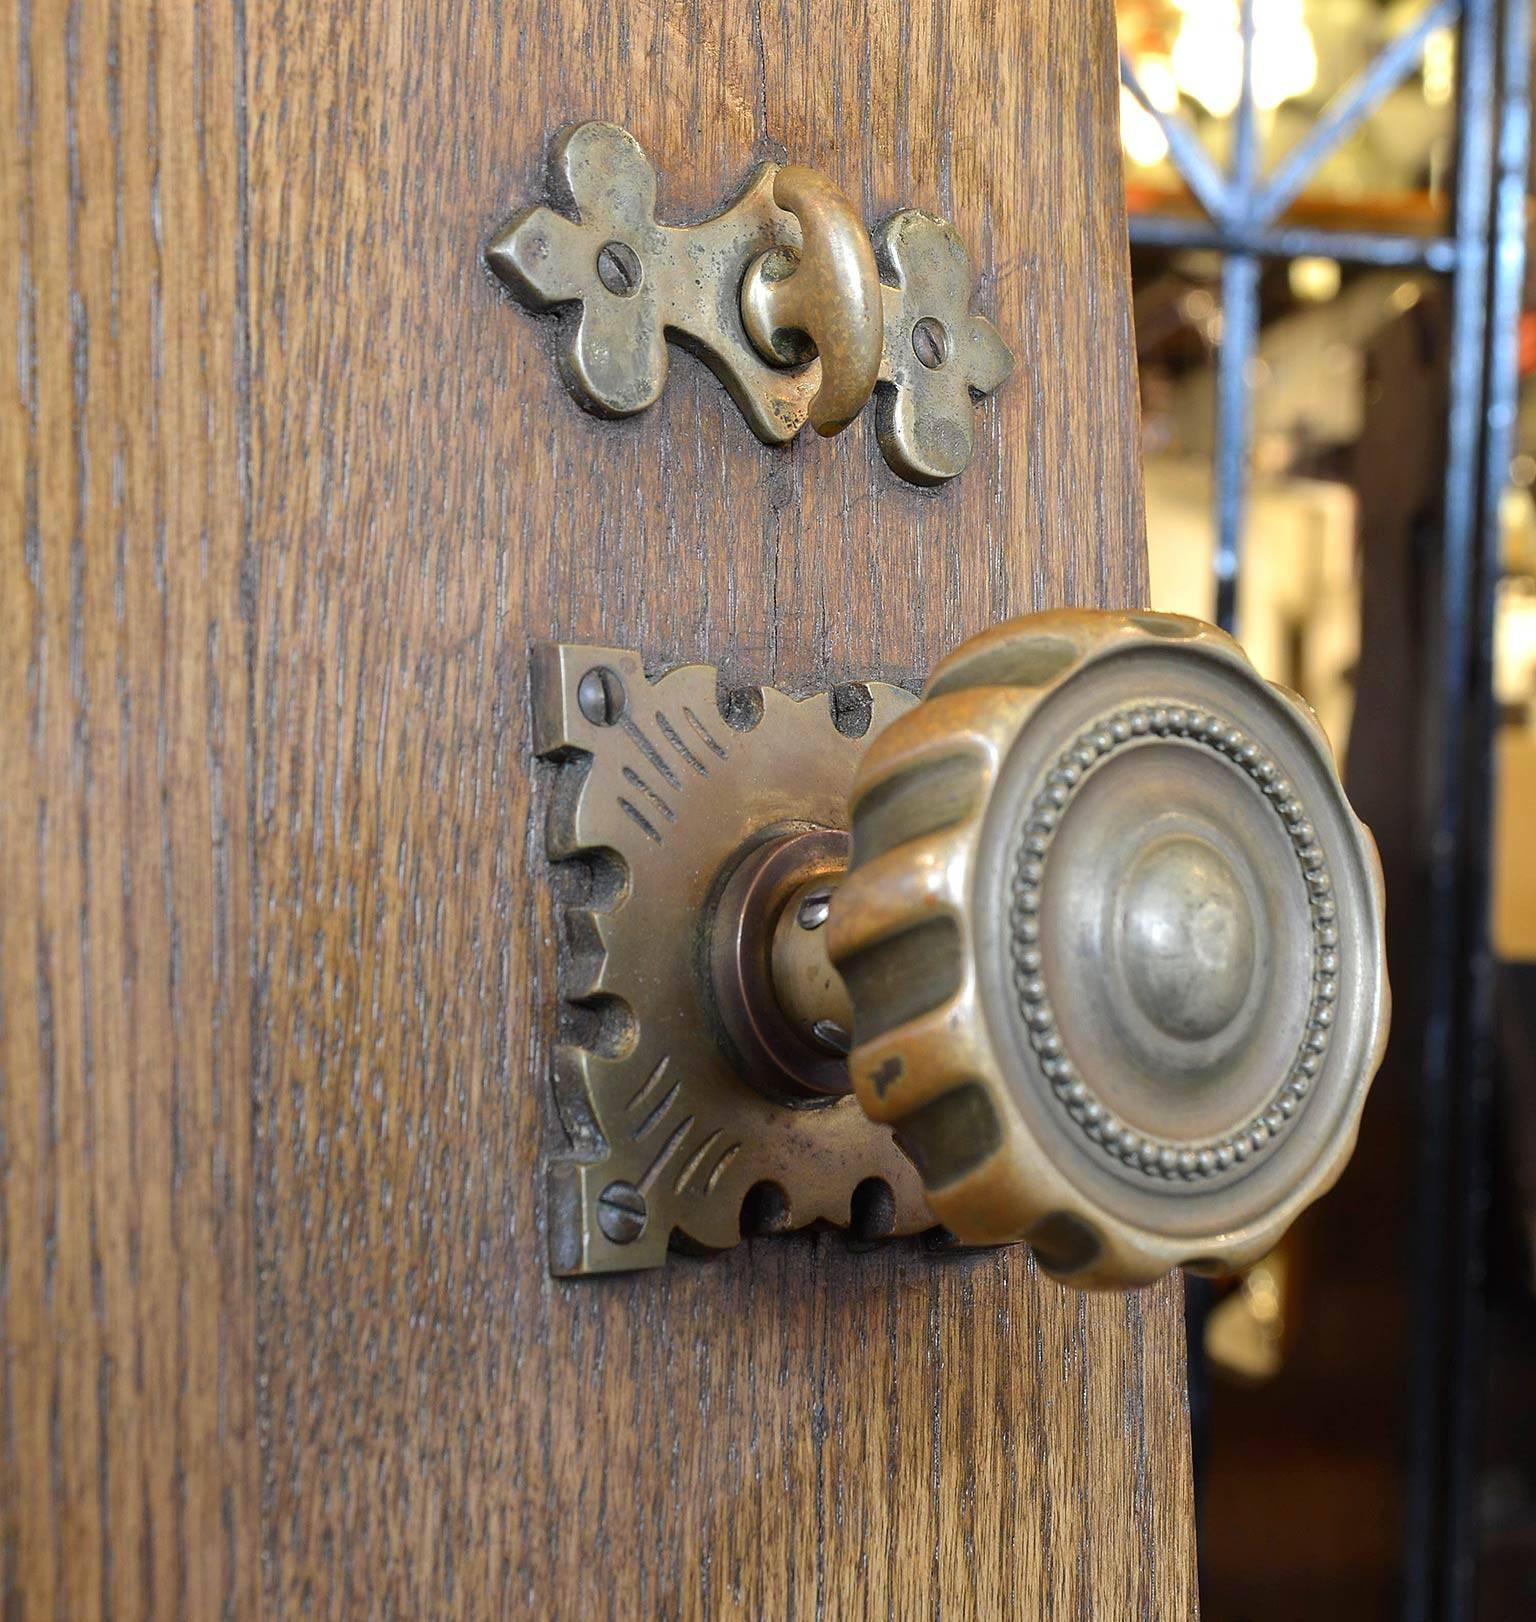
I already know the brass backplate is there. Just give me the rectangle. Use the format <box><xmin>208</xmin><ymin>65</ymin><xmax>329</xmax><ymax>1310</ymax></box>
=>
<box><xmin>531</xmin><ymin>643</ymin><xmax>931</xmax><ymax>1274</ymax></box>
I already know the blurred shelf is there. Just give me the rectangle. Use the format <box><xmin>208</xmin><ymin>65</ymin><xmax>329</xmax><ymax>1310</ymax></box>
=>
<box><xmin>1126</xmin><ymin>179</ymin><xmax>1447</xmax><ymax>238</ymax></box>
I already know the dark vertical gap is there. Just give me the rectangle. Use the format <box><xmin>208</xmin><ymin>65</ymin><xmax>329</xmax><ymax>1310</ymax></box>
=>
<box><xmin>1404</xmin><ymin>1</ymin><xmax>1514</xmax><ymax>1618</ymax></box>
<box><xmin>1448</xmin><ymin>3</ymin><xmax>1529</xmax><ymax>1616</ymax></box>
<box><xmin>1453</xmin><ymin>9</ymin><xmax>1531</xmax><ymax>1616</ymax></box>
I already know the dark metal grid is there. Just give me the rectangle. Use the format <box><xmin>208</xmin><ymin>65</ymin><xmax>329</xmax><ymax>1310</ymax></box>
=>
<box><xmin>1121</xmin><ymin>0</ymin><xmax>1485</xmax><ymax>630</ymax></box>
<box><xmin>1407</xmin><ymin>10</ymin><xmax>1531</xmax><ymax>1618</ymax></box>
<box><xmin>1122</xmin><ymin>4</ymin><xmax>1530</xmax><ymax>1616</ymax></box>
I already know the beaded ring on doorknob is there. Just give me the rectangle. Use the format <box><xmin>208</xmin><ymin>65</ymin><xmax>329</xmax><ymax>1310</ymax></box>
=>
<box><xmin>826</xmin><ymin>610</ymin><xmax>1390</xmax><ymax>1288</ymax></box>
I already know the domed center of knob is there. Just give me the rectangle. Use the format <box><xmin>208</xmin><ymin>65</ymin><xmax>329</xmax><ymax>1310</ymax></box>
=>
<box><xmin>1119</xmin><ymin>835</ymin><xmax>1256</xmax><ymax>1042</ymax></box>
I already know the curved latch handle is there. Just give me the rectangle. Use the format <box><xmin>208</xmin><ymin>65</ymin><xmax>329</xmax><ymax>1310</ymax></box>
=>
<box><xmin>740</xmin><ymin>166</ymin><xmax>885</xmax><ymax>437</ymax></box>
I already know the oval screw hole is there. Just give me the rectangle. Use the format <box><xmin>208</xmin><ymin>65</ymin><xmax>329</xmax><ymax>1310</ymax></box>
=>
<box><xmin>831</xmin><ymin>681</ymin><xmax>874</xmax><ymax>739</ymax></box>
<box><xmin>719</xmin><ymin>685</ymin><xmax>764</xmax><ymax>732</ymax></box>
<box><xmin>849</xmin><ymin>1176</ymin><xmax>897</xmax><ymax>1242</ymax></box>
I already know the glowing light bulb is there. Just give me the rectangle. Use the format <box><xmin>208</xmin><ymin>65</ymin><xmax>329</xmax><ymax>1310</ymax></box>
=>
<box><xmin>1137</xmin><ymin>54</ymin><xmax>1182</xmax><ymax>113</ymax></box>
<box><xmin>1252</xmin><ymin>0</ymin><xmax>1318</xmax><ymax>110</ymax></box>
<box><xmin>1289</xmin><ymin>255</ymin><xmax>1341</xmax><ymax>303</ymax></box>
<box><xmin>1423</xmin><ymin>26</ymin><xmax>1455</xmax><ymax>109</ymax></box>
<box><xmin>1167</xmin><ymin>0</ymin><xmax>1317</xmax><ymax>118</ymax></box>
<box><xmin>1172</xmin><ymin>2</ymin><xmax>1244</xmax><ymax>118</ymax></box>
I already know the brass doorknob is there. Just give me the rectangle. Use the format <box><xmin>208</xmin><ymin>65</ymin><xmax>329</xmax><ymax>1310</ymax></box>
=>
<box><xmin>533</xmin><ymin>620</ymin><xmax>1388</xmax><ymax>1281</ymax></box>
<box><xmin>825</xmin><ymin>610</ymin><xmax>1389</xmax><ymax>1287</ymax></box>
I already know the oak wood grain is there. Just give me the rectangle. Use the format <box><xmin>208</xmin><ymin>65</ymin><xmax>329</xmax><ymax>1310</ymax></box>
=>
<box><xmin>0</xmin><ymin>0</ymin><xmax>259</xmax><ymax>1616</ymax></box>
<box><xmin>244</xmin><ymin>0</ymin><xmax>1194</xmax><ymax>1615</ymax></box>
<box><xmin>4</xmin><ymin>0</ymin><xmax>1198</xmax><ymax>1614</ymax></box>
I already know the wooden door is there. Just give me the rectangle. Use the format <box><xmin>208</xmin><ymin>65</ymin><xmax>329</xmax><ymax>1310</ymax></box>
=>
<box><xmin>1</xmin><ymin>0</ymin><xmax>1197</xmax><ymax>1614</ymax></box>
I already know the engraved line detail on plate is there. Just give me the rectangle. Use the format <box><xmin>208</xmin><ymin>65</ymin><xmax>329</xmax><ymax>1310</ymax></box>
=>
<box><xmin>638</xmin><ymin>1116</ymin><xmax>697</xmax><ymax>1192</ymax></box>
<box><xmin>634</xmin><ymin>1078</ymin><xmax>685</xmax><ymax>1142</ymax></box>
<box><xmin>626</xmin><ymin>1053</ymin><xmax>672</xmax><ymax>1113</ymax></box>
<box><xmin>682</xmin><ymin>705</ymin><xmax>730</xmax><ymax>760</ymax></box>
<box><xmin>657</xmin><ymin>710</ymin><xmax>710</xmax><ymax>776</ymax></box>
<box><xmin>617</xmin><ymin>798</ymin><xmax>663</xmax><ymax>844</ymax></box>
<box><xmin>622</xmin><ymin>716</ymin><xmax>683</xmax><ymax>790</ymax></box>
<box><xmin>621</xmin><ymin>764</ymin><xmax>676</xmax><ymax>822</ymax></box>
<box><xmin>704</xmin><ymin>1141</ymin><xmax>743</xmax><ymax>1192</ymax></box>
<box><xmin>674</xmin><ymin>1127</ymin><xmax>725</xmax><ymax>1195</ymax></box>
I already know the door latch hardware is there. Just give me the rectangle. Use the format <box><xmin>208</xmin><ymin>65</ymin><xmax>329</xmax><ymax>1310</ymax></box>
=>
<box><xmin>488</xmin><ymin>123</ymin><xmax>1013</xmax><ymax>485</ymax></box>
<box><xmin>737</xmin><ymin>164</ymin><xmax>885</xmax><ymax>436</ymax></box>
<box><xmin>533</xmin><ymin>617</ymin><xmax>1389</xmax><ymax>1287</ymax></box>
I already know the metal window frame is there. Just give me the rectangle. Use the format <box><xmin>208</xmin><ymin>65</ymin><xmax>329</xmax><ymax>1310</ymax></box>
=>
<box><xmin>1121</xmin><ymin>4</ymin><xmax>1531</xmax><ymax>1616</ymax></box>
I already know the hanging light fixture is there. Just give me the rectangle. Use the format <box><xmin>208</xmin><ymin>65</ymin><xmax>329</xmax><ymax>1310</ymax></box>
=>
<box><xmin>1168</xmin><ymin>0</ymin><xmax>1318</xmax><ymax>118</ymax></box>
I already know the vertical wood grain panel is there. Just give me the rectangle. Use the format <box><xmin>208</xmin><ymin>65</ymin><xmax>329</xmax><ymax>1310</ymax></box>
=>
<box><xmin>0</xmin><ymin>0</ymin><xmax>258</xmax><ymax>1617</ymax></box>
<box><xmin>245</xmin><ymin>1</ymin><xmax>1195</xmax><ymax>1617</ymax></box>
<box><xmin>3</xmin><ymin>0</ymin><xmax>1195</xmax><ymax>1614</ymax></box>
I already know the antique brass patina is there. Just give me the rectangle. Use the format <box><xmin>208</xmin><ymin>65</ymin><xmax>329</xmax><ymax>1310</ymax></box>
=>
<box><xmin>872</xmin><ymin>210</ymin><xmax>1016</xmax><ymax>485</ymax></box>
<box><xmin>829</xmin><ymin>611</ymin><xmax>1391</xmax><ymax>1287</ymax></box>
<box><xmin>533</xmin><ymin>614</ymin><xmax>1390</xmax><ymax>1287</ymax></box>
<box><xmin>531</xmin><ymin>643</ymin><xmax>929</xmax><ymax>1275</ymax></box>
<box><xmin>487</xmin><ymin>122</ymin><xmax>1013</xmax><ymax>483</ymax></box>
<box><xmin>738</xmin><ymin>165</ymin><xmax>885</xmax><ymax>435</ymax></box>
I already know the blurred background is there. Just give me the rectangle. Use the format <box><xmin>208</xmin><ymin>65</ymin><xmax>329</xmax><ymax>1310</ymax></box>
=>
<box><xmin>1113</xmin><ymin>2</ymin><xmax>1536</xmax><ymax>1617</ymax></box>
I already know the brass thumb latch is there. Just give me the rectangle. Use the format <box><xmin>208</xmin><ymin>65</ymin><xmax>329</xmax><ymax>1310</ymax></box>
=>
<box><xmin>487</xmin><ymin>122</ymin><xmax>1014</xmax><ymax>485</ymax></box>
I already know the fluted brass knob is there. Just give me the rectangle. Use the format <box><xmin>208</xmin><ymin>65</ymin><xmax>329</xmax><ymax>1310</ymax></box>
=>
<box><xmin>826</xmin><ymin>610</ymin><xmax>1389</xmax><ymax>1288</ymax></box>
